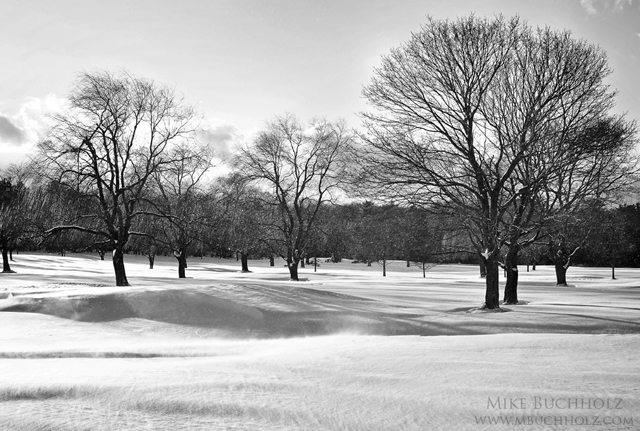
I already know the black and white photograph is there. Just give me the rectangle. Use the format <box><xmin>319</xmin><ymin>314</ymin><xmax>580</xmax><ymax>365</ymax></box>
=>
<box><xmin>1</xmin><ymin>0</ymin><xmax>639</xmax><ymax>429</ymax></box>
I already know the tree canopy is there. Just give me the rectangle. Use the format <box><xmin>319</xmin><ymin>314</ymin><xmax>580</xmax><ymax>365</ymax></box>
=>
<box><xmin>360</xmin><ymin>15</ymin><xmax>637</xmax><ymax>308</ymax></box>
<box><xmin>34</xmin><ymin>70</ymin><xmax>200</xmax><ymax>285</ymax></box>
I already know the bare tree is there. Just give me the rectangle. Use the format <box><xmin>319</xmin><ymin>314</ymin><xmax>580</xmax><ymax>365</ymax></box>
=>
<box><xmin>351</xmin><ymin>202</ymin><xmax>405</xmax><ymax>276</ymax></box>
<box><xmin>491</xmin><ymin>31</ymin><xmax>638</xmax><ymax>300</ymax></box>
<box><xmin>34</xmin><ymin>70</ymin><xmax>198</xmax><ymax>286</ymax></box>
<box><xmin>0</xmin><ymin>178</ymin><xmax>28</xmax><ymax>273</ymax></box>
<box><xmin>531</xmin><ymin>117</ymin><xmax>637</xmax><ymax>291</ymax></box>
<box><xmin>360</xmin><ymin>15</ymin><xmax>637</xmax><ymax>308</ymax></box>
<box><xmin>0</xmin><ymin>164</ymin><xmax>52</xmax><ymax>272</ymax></box>
<box><xmin>216</xmin><ymin>174</ymin><xmax>271</xmax><ymax>273</ymax></box>
<box><xmin>235</xmin><ymin>115</ymin><xmax>354</xmax><ymax>281</ymax></box>
<box><xmin>142</xmin><ymin>142</ymin><xmax>214</xmax><ymax>278</ymax></box>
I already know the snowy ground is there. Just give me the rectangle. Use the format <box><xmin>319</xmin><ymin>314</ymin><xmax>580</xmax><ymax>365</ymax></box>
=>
<box><xmin>0</xmin><ymin>253</ymin><xmax>639</xmax><ymax>430</ymax></box>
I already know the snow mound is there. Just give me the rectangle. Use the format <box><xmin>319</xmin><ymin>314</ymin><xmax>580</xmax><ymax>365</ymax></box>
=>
<box><xmin>0</xmin><ymin>284</ymin><xmax>473</xmax><ymax>338</ymax></box>
<box><xmin>3</xmin><ymin>254</ymin><xmax>640</xmax><ymax>338</ymax></box>
<box><xmin>0</xmin><ymin>289</ymin><xmax>266</xmax><ymax>333</ymax></box>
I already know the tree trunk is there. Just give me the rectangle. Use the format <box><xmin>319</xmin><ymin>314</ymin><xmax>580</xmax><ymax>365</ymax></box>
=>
<box><xmin>382</xmin><ymin>258</ymin><xmax>387</xmax><ymax>277</ymax></box>
<box><xmin>2</xmin><ymin>239</ymin><xmax>13</xmax><ymax>273</ymax></box>
<box><xmin>422</xmin><ymin>261</ymin><xmax>426</xmax><ymax>278</ymax></box>
<box><xmin>502</xmin><ymin>188</ymin><xmax>529</xmax><ymax>304</ymax></box>
<box><xmin>175</xmin><ymin>250</ymin><xmax>187</xmax><ymax>278</ymax></box>
<box><xmin>147</xmin><ymin>245</ymin><xmax>156</xmax><ymax>269</ymax></box>
<box><xmin>240</xmin><ymin>252</ymin><xmax>250</xmax><ymax>272</ymax></box>
<box><xmin>406</xmin><ymin>259</ymin><xmax>410</xmax><ymax>268</ymax></box>
<box><xmin>483</xmin><ymin>254</ymin><xmax>500</xmax><ymax>309</ymax></box>
<box><xmin>611</xmin><ymin>263</ymin><xmax>616</xmax><ymax>280</ymax></box>
<box><xmin>503</xmin><ymin>246</ymin><xmax>519</xmax><ymax>305</ymax></box>
<box><xmin>300</xmin><ymin>259</ymin><xmax>305</xmax><ymax>268</ymax></box>
<box><xmin>288</xmin><ymin>259</ymin><xmax>299</xmax><ymax>281</ymax></box>
<box><xmin>98</xmin><ymin>250</ymin><xmax>105</xmax><ymax>261</ymax></box>
<box><xmin>479</xmin><ymin>257</ymin><xmax>487</xmax><ymax>278</ymax></box>
<box><xmin>269</xmin><ymin>256</ymin><xmax>275</xmax><ymax>267</ymax></box>
<box><xmin>550</xmin><ymin>241</ymin><xmax>577</xmax><ymax>286</ymax></box>
<box><xmin>554</xmin><ymin>260</ymin><xmax>568</xmax><ymax>286</ymax></box>
<box><xmin>112</xmin><ymin>246</ymin><xmax>129</xmax><ymax>286</ymax></box>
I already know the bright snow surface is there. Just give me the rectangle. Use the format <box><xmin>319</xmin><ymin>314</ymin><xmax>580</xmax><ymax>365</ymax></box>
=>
<box><xmin>0</xmin><ymin>253</ymin><xmax>638</xmax><ymax>430</ymax></box>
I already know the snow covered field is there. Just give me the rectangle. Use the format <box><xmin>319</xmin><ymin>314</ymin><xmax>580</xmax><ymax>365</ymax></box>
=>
<box><xmin>0</xmin><ymin>253</ymin><xmax>639</xmax><ymax>430</ymax></box>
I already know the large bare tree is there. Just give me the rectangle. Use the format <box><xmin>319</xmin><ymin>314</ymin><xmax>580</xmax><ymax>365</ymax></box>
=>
<box><xmin>35</xmin><ymin>71</ymin><xmax>198</xmax><ymax>286</ymax></box>
<box><xmin>487</xmin><ymin>28</ymin><xmax>638</xmax><ymax>303</ymax></box>
<box><xmin>360</xmin><ymin>15</ymin><xmax>637</xmax><ymax>309</ymax></box>
<box><xmin>235</xmin><ymin>115</ymin><xmax>353</xmax><ymax>281</ymax></box>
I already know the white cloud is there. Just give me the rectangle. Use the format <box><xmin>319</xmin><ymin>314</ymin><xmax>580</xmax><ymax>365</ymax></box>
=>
<box><xmin>0</xmin><ymin>94</ymin><xmax>67</xmax><ymax>145</ymax></box>
<box><xmin>580</xmin><ymin>0</ymin><xmax>637</xmax><ymax>14</ymax></box>
<box><xmin>197</xmin><ymin>119</ymin><xmax>243</xmax><ymax>160</ymax></box>
<box><xmin>613</xmin><ymin>0</ymin><xmax>634</xmax><ymax>9</ymax></box>
<box><xmin>0</xmin><ymin>94</ymin><xmax>67</xmax><ymax>168</ymax></box>
<box><xmin>13</xmin><ymin>94</ymin><xmax>68</xmax><ymax>143</ymax></box>
<box><xmin>580</xmin><ymin>0</ymin><xmax>598</xmax><ymax>14</ymax></box>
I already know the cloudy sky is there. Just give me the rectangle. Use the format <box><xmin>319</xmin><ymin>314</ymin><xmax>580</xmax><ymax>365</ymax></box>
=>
<box><xmin>1</xmin><ymin>0</ymin><xmax>639</xmax><ymax>166</ymax></box>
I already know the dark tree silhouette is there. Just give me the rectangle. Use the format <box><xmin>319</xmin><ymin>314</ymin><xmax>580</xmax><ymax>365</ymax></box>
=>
<box><xmin>34</xmin><ymin>71</ymin><xmax>198</xmax><ymax>286</ymax></box>
<box><xmin>0</xmin><ymin>178</ymin><xmax>27</xmax><ymax>273</ymax></box>
<box><xmin>235</xmin><ymin>115</ymin><xmax>354</xmax><ymax>281</ymax></box>
<box><xmin>360</xmin><ymin>15</ymin><xmax>637</xmax><ymax>308</ymax></box>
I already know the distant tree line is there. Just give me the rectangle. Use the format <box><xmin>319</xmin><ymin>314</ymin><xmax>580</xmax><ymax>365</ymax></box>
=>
<box><xmin>2</xmin><ymin>165</ymin><xmax>638</xmax><ymax>281</ymax></box>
